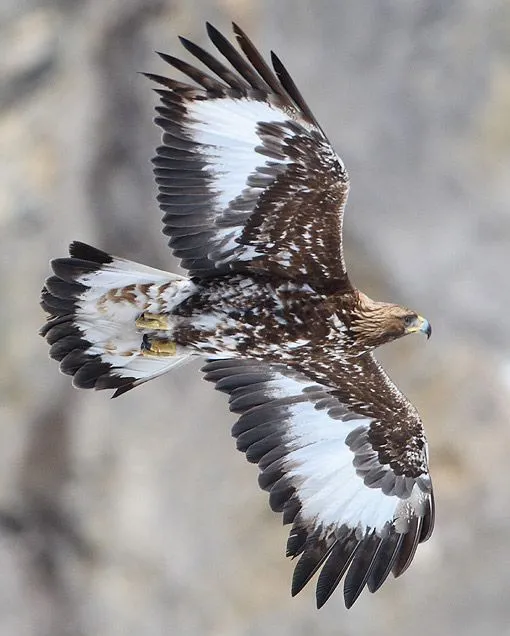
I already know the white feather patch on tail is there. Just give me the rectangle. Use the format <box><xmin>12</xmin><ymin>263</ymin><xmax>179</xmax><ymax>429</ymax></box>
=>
<box><xmin>40</xmin><ymin>242</ymin><xmax>197</xmax><ymax>395</ymax></box>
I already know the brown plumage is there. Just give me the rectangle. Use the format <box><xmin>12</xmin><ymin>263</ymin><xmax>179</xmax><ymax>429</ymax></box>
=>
<box><xmin>39</xmin><ymin>23</ymin><xmax>434</xmax><ymax>608</ymax></box>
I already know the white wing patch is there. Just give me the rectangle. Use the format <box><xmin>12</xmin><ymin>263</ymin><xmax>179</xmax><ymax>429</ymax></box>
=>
<box><xmin>183</xmin><ymin>98</ymin><xmax>292</xmax><ymax>266</ymax></box>
<box><xmin>188</xmin><ymin>97</ymin><xmax>290</xmax><ymax>211</ymax></box>
<box><xmin>283</xmin><ymin>403</ymin><xmax>399</xmax><ymax>533</ymax></box>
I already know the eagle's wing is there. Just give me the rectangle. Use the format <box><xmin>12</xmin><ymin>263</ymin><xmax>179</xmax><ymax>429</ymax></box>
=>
<box><xmin>148</xmin><ymin>23</ymin><xmax>351</xmax><ymax>292</ymax></box>
<box><xmin>202</xmin><ymin>354</ymin><xmax>434</xmax><ymax>608</ymax></box>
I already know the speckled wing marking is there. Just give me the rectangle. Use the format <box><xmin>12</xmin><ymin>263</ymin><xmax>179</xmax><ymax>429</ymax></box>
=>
<box><xmin>202</xmin><ymin>355</ymin><xmax>434</xmax><ymax>608</ymax></box>
<box><xmin>147</xmin><ymin>23</ymin><xmax>351</xmax><ymax>291</ymax></box>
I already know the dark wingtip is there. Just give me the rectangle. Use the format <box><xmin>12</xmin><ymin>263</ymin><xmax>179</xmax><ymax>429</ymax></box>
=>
<box><xmin>270</xmin><ymin>50</ymin><xmax>282</xmax><ymax>72</ymax></box>
<box><xmin>205</xmin><ymin>21</ymin><xmax>217</xmax><ymax>37</ymax></box>
<box><xmin>178</xmin><ymin>35</ymin><xmax>193</xmax><ymax>50</ymax></box>
<box><xmin>316</xmin><ymin>591</ymin><xmax>330</xmax><ymax>610</ymax></box>
<box><xmin>156</xmin><ymin>50</ymin><xmax>173</xmax><ymax>63</ymax></box>
<box><xmin>206</xmin><ymin>21</ymin><xmax>228</xmax><ymax>46</ymax></box>
<box><xmin>231</xmin><ymin>21</ymin><xmax>246</xmax><ymax>43</ymax></box>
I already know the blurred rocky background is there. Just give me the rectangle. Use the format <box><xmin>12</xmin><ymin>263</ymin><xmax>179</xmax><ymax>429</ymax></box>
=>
<box><xmin>0</xmin><ymin>0</ymin><xmax>509</xmax><ymax>634</ymax></box>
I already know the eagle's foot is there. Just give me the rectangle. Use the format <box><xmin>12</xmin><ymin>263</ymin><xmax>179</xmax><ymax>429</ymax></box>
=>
<box><xmin>135</xmin><ymin>312</ymin><xmax>170</xmax><ymax>331</ymax></box>
<box><xmin>141</xmin><ymin>334</ymin><xmax>176</xmax><ymax>357</ymax></box>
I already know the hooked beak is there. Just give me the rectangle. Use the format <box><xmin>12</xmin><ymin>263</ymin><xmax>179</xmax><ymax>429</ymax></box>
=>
<box><xmin>409</xmin><ymin>315</ymin><xmax>432</xmax><ymax>339</ymax></box>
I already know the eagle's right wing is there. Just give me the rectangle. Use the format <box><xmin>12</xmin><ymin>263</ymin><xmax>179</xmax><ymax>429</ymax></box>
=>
<box><xmin>202</xmin><ymin>355</ymin><xmax>434</xmax><ymax>608</ymax></box>
<box><xmin>149</xmin><ymin>23</ymin><xmax>351</xmax><ymax>292</ymax></box>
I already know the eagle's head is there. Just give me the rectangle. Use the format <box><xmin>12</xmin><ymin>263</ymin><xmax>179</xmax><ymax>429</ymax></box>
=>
<box><xmin>347</xmin><ymin>291</ymin><xmax>431</xmax><ymax>351</ymax></box>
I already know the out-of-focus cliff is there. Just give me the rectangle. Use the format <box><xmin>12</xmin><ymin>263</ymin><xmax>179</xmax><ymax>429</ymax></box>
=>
<box><xmin>1</xmin><ymin>1</ymin><xmax>509</xmax><ymax>634</ymax></box>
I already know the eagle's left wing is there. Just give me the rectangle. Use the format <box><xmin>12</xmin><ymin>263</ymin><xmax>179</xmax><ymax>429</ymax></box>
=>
<box><xmin>202</xmin><ymin>355</ymin><xmax>434</xmax><ymax>608</ymax></box>
<box><xmin>148</xmin><ymin>23</ymin><xmax>351</xmax><ymax>292</ymax></box>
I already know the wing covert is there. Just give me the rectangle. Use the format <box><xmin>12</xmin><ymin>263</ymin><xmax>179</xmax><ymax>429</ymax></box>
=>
<box><xmin>149</xmin><ymin>23</ymin><xmax>351</xmax><ymax>291</ymax></box>
<box><xmin>202</xmin><ymin>355</ymin><xmax>434</xmax><ymax>608</ymax></box>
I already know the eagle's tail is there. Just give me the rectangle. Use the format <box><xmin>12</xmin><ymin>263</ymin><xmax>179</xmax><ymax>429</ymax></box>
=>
<box><xmin>40</xmin><ymin>241</ymin><xmax>196</xmax><ymax>397</ymax></box>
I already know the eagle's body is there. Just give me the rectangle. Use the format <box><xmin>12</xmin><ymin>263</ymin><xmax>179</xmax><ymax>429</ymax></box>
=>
<box><xmin>40</xmin><ymin>23</ymin><xmax>435</xmax><ymax>609</ymax></box>
<box><xmin>175</xmin><ymin>276</ymin><xmax>349</xmax><ymax>357</ymax></box>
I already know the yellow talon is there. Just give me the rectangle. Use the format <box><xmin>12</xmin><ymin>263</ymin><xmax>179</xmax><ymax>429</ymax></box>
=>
<box><xmin>135</xmin><ymin>312</ymin><xmax>170</xmax><ymax>331</ymax></box>
<box><xmin>141</xmin><ymin>335</ymin><xmax>176</xmax><ymax>357</ymax></box>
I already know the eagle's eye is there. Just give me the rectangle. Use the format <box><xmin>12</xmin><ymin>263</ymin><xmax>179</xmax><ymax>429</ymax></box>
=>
<box><xmin>403</xmin><ymin>314</ymin><xmax>416</xmax><ymax>327</ymax></box>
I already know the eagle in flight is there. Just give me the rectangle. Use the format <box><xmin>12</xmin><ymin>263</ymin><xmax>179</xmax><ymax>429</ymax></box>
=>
<box><xmin>40</xmin><ymin>23</ymin><xmax>434</xmax><ymax>608</ymax></box>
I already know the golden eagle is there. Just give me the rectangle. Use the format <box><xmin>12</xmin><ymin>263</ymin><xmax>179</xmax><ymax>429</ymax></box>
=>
<box><xmin>40</xmin><ymin>23</ymin><xmax>434</xmax><ymax>608</ymax></box>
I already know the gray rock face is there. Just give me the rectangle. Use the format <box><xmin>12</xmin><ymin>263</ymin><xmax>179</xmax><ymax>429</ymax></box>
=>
<box><xmin>1</xmin><ymin>1</ymin><xmax>509</xmax><ymax>634</ymax></box>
